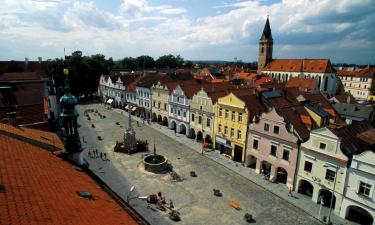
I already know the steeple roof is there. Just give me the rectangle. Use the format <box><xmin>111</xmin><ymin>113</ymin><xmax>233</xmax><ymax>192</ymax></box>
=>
<box><xmin>260</xmin><ymin>17</ymin><xmax>273</xmax><ymax>40</ymax></box>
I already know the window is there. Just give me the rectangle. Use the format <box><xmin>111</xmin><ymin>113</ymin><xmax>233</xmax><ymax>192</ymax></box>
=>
<box><xmin>170</xmin><ymin>108</ymin><xmax>173</xmax><ymax>113</ymax></box>
<box><xmin>177</xmin><ymin>96</ymin><xmax>180</xmax><ymax>102</ymax></box>
<box><xmin>225</xmin><ymin>110</ymin><xmax>229</xmax><ymax>119</ymax></box>
<box><xmin>319</xmin><ymin>143</ymin><xmax>326</xmax><ymax>150</ymax></box>
<box><xmin>230</xmin><ymin>128</ymin><xmax>234</xmax><ymax>137</ymax></box>
<box><xmin>282</xmin><ymin>150</ymin><xmax>290</xmax><ymax>161</ymax></box>
<box><xmin>325</xmin><ymin>169</ymin><xmax>336</xmax><ymax>182</ymax></box>
<box><xmin>183</xmin><ymin>111</ymin><xmax>186</xmax><ymax>117</ymax></box>
<box><xmin>158</xmin><ymin>102</ymin><xmax>160</xmax><ymax>108</ymax></box>
<box><xmin>304</xmin><ymin>161</ymin><xmax>312</xmax><ymax>172</ymax></box>
<box><xmin>231</xmin><ymin>112</ymin><xmax>235</xmax><ymax>121</ymax></box>
<box><xmin>270</xmin><ymin>145</ymin><xmax>277</xmax><ymax>156</ymax></box>
<box><xmin>192</xmin><ymin>114</ymin><xmax>195</xmax><ymax>122</ymax></box>
<box><xmin>253</xmin><ymin>139</ymin><xmax>259</xmax><ymax>149</ymax></box>
<box><xmin>219</xmin><ymin>108</ymin><xmax>222</xmax><ymax>117</ymax></box>
<box><xmin>198</xmin><ymin>116</ymin><xmax>202</xmax><ymax>124</ymax></box>
<box><xmin>218</xmin><ymin>124</ymin><xmax>222</xmax><ymax>133</ymax></box>
<box><xmin>164</xmin><ymin>103</ymin><xmax>167</xmax><ymax>110</ymax></box>
<box><xmin>264</xmin><ymin>123</ymin><xmax>270</xmax><ymax>132</ymax></box>
<box><xmin>177</xmin><ymin>110</ymin><xmax>180</xmax><ymax>116</ymax></box>
<box><xmin>358</xmin><ymin>182</ymin><xmax>372</xmax><ymax>196</ymax></box>
<box><xmin>237</xmin><ymin>130</ymin><xmax>241</xmax><ymax>139</ymax></box>
<box><xmin>224</xmin><ymin>126</ymin><xmax>228</xmax><ymax>135</ymax></box>
<box><xmin>238</xmin><ymin>113</ymin><xmax>243</xmax><ymax>122</ymax></box>
<box><xmin>273</xmin><ymin>126</ymin><xmax>280</xmax><ymax>134</ymax></box>
<box><xmin>206</xmin><ymin>118</ymin><xmax>210</xmax><ymax>127</ymax></box>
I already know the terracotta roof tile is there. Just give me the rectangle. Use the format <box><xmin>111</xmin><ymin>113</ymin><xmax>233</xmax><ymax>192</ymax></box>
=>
<box><xmin>337</xmin><ymin>67</ymin><xmax>375</xmax><ymax>78</ymax></box>
<box><xmin>263</xmin><ymin>59</ymin><xmax>335</xmax><ymax>73</ymax></box>
<box><xmin>285</xmin><ymin>77</ymin><xmax>317</xmax><ymax>91</ymax></box>
<box><xmin>0</xmin><ymin>72</ymin><xmax>41</xmax><ymax>81</ymax></box>
<box><xmin>0</xmin><ymin>123</ymin><xmax>63</xmax><ymax>150</ymax></box>
<box><xmin>0</xmin><ymin>134</ymin><xmax>140</xmax><ymax>225</ymax></box>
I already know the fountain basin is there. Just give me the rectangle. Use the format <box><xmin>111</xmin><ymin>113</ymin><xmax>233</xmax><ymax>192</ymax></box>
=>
<box><xmin>143</xmin><ymin>154</ymin><xmax>168</xmax><ymax>173</ymax></box>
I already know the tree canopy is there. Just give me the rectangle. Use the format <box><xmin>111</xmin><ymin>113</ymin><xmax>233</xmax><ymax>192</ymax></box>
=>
<box><xmin>48</xmin><ymin>51</ymin><xmax>113</xmax><ymax>98</ymax></box>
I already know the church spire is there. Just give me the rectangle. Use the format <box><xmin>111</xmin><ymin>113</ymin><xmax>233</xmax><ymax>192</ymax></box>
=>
<box><xmin>260</xmin><ymin>16</ymin><xmax>273</xmax><ymax>40</ymax></box>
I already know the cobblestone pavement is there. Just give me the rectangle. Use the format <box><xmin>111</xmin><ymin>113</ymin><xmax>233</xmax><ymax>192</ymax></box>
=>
<box><xmin>77</xmin><ymin>103</ymin><xmax>350</xmax><ymax>225</ymax></box>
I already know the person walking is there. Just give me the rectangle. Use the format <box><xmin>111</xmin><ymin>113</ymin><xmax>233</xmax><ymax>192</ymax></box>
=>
<box><xmin>100</xmin><ymin>152</ymin><xmax>103</xmax><ymax>159</ymax></box>
<box><xmin>288</xmin><ymin>187</ymin><xmax>293</xmax><ymax>197</ymax></box>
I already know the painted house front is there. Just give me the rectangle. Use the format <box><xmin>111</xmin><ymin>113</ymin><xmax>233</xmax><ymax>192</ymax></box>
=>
<box><xmin>246</xmin><ymin>107</ymin><xmax>308</xmax><ymax>188</ymax></box>
<box><xmin>296</xmin><ymin>127</ymin><xmax>348</xmax><ymax>214</ymax></box>
<box><xmin>150</xmin><ymin>76</ymin><xmax>174</xmax><ymax>126</ymax></box>
<box><xmin>168</xmin><ymin>85</ymin><xmax>195</xmax><ymax>135</ymax></box>
<box><xmin>213</xmin><ymin>91</ymin><xmax>260</xmax><ymax>163</ymax></box>
<box><xmin>340</xmin><ymin>150</ymin><xmax>375</xmax><ymax>225</ymax></box>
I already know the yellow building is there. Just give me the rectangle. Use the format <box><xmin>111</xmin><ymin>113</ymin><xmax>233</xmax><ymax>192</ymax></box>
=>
<box><xmin>150</xmin><ymin>76</ymin><xmax>175</xmax><ymax>126</ymax></box>
<box><xmin>189</xmin><ymin>84</ymin><xmax>229</xmax><ymax>145</ymax></box>
<box><xmin>213</xmin><ymin>90</ymin><xmax>261</xmax><ymax>162</ymax></box>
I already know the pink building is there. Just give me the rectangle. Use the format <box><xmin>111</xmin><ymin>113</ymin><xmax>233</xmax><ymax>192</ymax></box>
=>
<box><xmin>246</xmin><ymin>94</ymin><xmax>310</xmax><ymax>188</ymax></box>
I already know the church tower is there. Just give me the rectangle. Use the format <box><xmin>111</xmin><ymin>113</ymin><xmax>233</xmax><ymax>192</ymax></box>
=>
<box><xmin>257</xmin><ymin>16</ymin><xmax>273</xmax><ymax>74</ymax></box>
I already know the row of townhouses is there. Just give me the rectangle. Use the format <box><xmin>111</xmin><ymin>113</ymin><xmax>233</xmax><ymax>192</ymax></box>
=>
<box><xmin>98</xmin><ymin>70</ymin><xmax>374</xmax><ymax>224</ymax></box>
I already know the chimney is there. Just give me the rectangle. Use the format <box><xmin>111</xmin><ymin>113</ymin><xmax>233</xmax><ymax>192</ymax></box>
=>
<box><xmin>25</xmin><ymin>57</ymin><xmax>29</xmax><ymax>71</ymax></box>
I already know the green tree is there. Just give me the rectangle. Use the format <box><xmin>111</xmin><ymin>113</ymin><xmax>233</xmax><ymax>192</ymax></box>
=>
<box><xmin>156</xmin><ymin>54</ymin><xmax>184</xmax><ymax>68</ymax></box>
<box><xmin>184</xmin><ymin>60</ymin><xmax>193</xmax><ymax>68</ymax></box>
<box><xmin>120</xmin><ymin>57</ymin><xmax>136</xmax><ymax>70</ymax></box>
<box><xmin>135</xmin><ymin>55</ymin><xmax>155</xmax><ymax>69</ymax></box>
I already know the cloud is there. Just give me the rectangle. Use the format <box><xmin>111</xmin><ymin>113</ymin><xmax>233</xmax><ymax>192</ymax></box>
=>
<box><xmin>159</xmin><ymin>7</ymin><xmax>187</xmax><ymax>15</ymax></box>
<box><xmin>0</xmin><ymin>0</ymin><xmax>373</xmax><ymax>64</ymax></box>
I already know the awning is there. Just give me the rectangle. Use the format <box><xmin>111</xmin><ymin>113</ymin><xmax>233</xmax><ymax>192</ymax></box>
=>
<box><xmin>125</xmin><ymin>105</ymin><xmax>130</xmax><ymax>110</ymax></box>
<box><xmin>215</xmin><ymin>136</ymin><xmax>231</xmax><ymax>148</ymax></box>
<box><xmin>107</xmin><ymin>98</ymin><xmax>113</xmax><ymax>104</ymax></box>
<box><xmin>131</xmin><ymin>106</ymin><xmax>137</xmax><ymax>112</ymax></box>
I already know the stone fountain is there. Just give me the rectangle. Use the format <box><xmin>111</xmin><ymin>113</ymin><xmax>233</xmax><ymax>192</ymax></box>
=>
<box><xmin>143</xmin><ymin>142</ymin><xmax>168</xmax><ymax>173</ymax></box>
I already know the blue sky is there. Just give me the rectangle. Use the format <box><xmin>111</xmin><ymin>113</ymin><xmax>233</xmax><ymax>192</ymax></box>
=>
<box><xmin>0</xmin><ymin>0</ymin><xmax>374</xmax><ymax>64</ymax></box>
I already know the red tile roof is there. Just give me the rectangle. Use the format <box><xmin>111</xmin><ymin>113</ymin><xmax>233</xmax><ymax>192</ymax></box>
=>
<box><xmin>285</xmin><ymin>77</ymin><xmax>317</xmax><ymax>91</ymax></box>
<box><xmin>231</xmin><ymin>72</ymin><xmax>257</xmax><ymax>80</ymax></box>
<box><xmin>0</xmin><ymin>126</ymin><xmax>144</xmax><ymax>225</ymax></box>
<box><xmin>263</xmin><ymin>59</ymin><xmax>335</xmax><ymax>73</ymax></box>
<box><xmin>337</xmin><ymin>67</ymin><xmax>375</xmax><ymax>78</ymax></box>
<box><xmin>0</xmin><ymin>72</ymin><xmax>41</xmax><ymax>81</ymax></box>
<box><xmin>0</xmin><ymin>123</ymin><xmax>63</xmax><ymax>150</ymax></box>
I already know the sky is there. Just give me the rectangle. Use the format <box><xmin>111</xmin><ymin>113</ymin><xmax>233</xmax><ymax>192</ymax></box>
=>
<box><xmin>0</xmin><ymin>0</ymin><xmax>374</xmax><ymax>64</ymax></box>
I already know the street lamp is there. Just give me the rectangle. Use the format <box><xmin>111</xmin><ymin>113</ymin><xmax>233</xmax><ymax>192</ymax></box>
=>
<box><xmin>323</xmin><ymin>164</ymin><xmax>339</xmax><ymax>225</ymax></box>
<box><xmin>126</xmin><ymin>186</ymin><xmax>136</xmax><ymax>203</ymax></box>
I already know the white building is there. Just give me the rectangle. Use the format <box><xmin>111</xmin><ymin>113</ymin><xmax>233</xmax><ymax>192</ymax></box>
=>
<box><xmin>168</xmin><ymin>84</ymin><xmax>199</xmax><ymax>136</ymax></box>
<box><xmin>98</xmin><ymin>75</ymin><xmax>125</xmax><ymax>107</ymax></box>
<box><xmin>296</xmin><ymin>127</ymin><xmax>348</xmax><ymax>215</ymax></box>
<box><xmin>337</xmin><ymin>67</ymin><xmax>375</xmax><ymax>101</ymax></box>
<box><xmin>262</xmin><ymin>59</ymin><xmax>339</xmax><ymax>96</ymax></box>
<box><xmin>340</xmin><ymin>150</ymin><xmax>375</xmax><ymax>225</ymax></box>
<box><xmin>256</xmin><ymin>17</ymin><xmax>339</xmax><ymax>96</ymax></box>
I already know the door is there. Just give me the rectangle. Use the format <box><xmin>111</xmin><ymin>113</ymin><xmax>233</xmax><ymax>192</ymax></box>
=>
<box><xmin>233</xmin><ymin>145</ymin><xmax>242</xmax><ymax>162</ymax></box>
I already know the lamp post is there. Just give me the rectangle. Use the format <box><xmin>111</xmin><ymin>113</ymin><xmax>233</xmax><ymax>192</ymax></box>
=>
<box><xmin>126</xmin><ymin>186</ymin><xmax>136</xmax><ymax>203</ymax></box>
<box><xmin>323</xmin><ymin>164</ymin><xmax>339</xmax><ymax>225</ymax></box>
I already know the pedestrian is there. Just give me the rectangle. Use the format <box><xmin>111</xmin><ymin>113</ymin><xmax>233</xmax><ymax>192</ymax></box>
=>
<box><xmin>104</xmin><ymin>153</ymin><xmax>107</xmax><ymax>160</ymax></box>
<box><xmin>288</xmin><ymin>187</ymin><xmax>293</xmax><ymax>197</ymax></box>
<box><xmin>169</xmin><ymin>200</ymin><xmax>174</xmax><ymax>209</ymax></box>
<box><xmin>100</xmin><ymin>152</ymin><xmax>103</xmax><ymax>159</ymax></box>
<box><xmin>88</xmin><ymin>151</ymin><xmax>92</xmax><ymax>158</ymax></box>
<box><xmin>95</xmin><ymin>149</ymin><xmax>98</xmax><ymax>158</ymax></box>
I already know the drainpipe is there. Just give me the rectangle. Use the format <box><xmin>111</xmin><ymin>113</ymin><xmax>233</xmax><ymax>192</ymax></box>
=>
<box><xmin>293</xmin><ymin>139</ymin><xmax>302</xmax><ymax>191</ymax></box>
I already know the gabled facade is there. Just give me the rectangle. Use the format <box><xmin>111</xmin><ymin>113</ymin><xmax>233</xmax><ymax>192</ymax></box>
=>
<box><xmin>246</xmin><ymin>108</ymin><xmax>302</xmax><ymax>188</ymax></box>
<box><xmin>296</xmin><ymin>127</ymin><xmax>348</xmax><ymax>214</ymax></box>
<box><xmin>168</xmin><ymin>85</ymin><xmax>190</xmax><ymax>135</ymax></box>
<box><xmin>189</xmin><ymin>88</ymin><xmax>216</xmax><ymax>145</ymax></box>
<box><xmin>340</xmin><ymin>151</ymin><xmax>375</xmax><ymax>225</ymax></box>
<box><xmin>213</xmin><ymin>93</ymin><xmax>253</xmax><ymax>162</ymax></box>
<box><xmin>98</xmin><ymin>75</ymin><xmax>125</xmax><ymax>107</ymax></box>
<box><xmin>151</xmin><ymin>80</ymin><xmax>172</xmax><ymax>126</ymax></box>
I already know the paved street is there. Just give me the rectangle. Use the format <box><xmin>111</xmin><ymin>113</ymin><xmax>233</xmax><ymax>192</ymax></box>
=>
<box><xmin>77</xmin><ymin>103</ymin><xmax>323</xmax><ymax>225</ymax></box>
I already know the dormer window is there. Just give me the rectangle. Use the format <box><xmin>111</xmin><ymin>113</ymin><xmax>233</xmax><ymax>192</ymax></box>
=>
<box><xmin>319</xmin><ymin>142</ymin><xmax>326</xmax><ymax>150</ymax></box>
